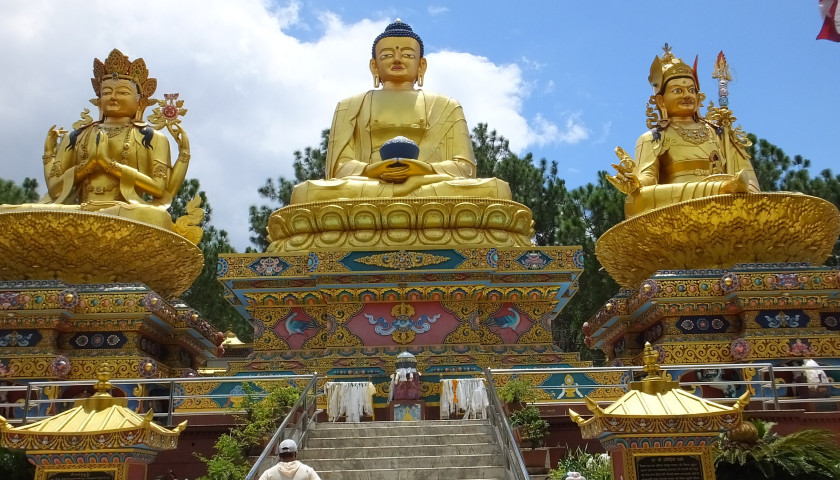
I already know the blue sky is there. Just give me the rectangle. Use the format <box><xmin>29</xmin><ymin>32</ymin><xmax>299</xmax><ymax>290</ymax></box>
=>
<box><xmin>0</xmin><ymin>1</ymin><xmax>836</xmax><ymax>250</ymax></box>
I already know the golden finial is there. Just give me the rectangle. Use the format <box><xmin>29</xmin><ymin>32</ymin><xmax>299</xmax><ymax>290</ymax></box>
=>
<box><xmin>642</xmin><ymin>342</ymin><xmax>661</xmax><ymax>378</ymax></box>
<box><xmin>93</xmin><ymin>362</ymin><xmax>114</xmax><ymax>394</ymax></box>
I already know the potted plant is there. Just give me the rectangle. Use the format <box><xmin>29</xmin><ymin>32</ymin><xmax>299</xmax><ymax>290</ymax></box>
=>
<box><xmin>509</xmin><ymin>405</ymin><xmax>549</xmax><ymax>449</ymax></box>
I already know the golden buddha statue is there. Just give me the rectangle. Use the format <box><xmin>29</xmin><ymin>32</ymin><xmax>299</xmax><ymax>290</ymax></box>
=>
<box><xmin>290</xmin><ymin>20</ymin><xmax>511</xmax><ymax>203</ymax></box>
<box><xmin>607</xmin><ymin>45</ymin><xmax>760</xmax><ymax>218</ymax></box>
<box><xmin>33</xmin><ymin>49</ymin><xmax>190</xmax><ymax>230</ymax></box>
<box><xmin>267</xmin><ymin>20</ymin><xmax>532</xmax><ymax>253</ymax></box>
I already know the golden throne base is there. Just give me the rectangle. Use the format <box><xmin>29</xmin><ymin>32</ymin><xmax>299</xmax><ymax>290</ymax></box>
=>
<box><xmin>0</xmin><ymin>209</ymin><xmax>203</xmax><ymax>298</ymax></box>
<box><xmin>266</xmin><ymin>197</ymin><xmax>535</xmax><ymax>253</ymax></box>
<box><xmin>596</xmin><ymin>192</ymin><xmax>840</xmax><ymax>288</ymax></box>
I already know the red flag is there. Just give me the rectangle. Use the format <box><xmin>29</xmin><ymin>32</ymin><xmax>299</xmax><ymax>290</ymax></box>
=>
<box><xmin>818</xmin><ymin>0</ymin><xmax>840</xmax><ymax>41</ymax></box>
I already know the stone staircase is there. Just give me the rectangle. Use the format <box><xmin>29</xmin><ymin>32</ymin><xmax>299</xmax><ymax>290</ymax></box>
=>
<box><xmin>299</xmin><ymin>419</ymin><xmax>508</xmax><ymax>480</ymax></box>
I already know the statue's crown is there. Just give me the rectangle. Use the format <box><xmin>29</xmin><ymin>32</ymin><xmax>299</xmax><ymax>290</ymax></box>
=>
<box><xmin>648</xmin><ymin>43</ymin><xmax>696</xmax><ymax>94</ymax></box>
<box><xmin>91</xmin><ymin>49</ymin><xmax>157</xmax><ymax>101</ymax></box>
<box><xmin>372</xmin><ymin>19</ymin><xmax>424</xmax><ymax>58</ymax></box>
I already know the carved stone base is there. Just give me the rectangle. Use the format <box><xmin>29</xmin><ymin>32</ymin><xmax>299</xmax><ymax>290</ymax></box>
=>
<box><xmin>0</xmin><ymin>209</ymin><xmax>203</xmax><ymax>298</ymax></box>
<box><xmin>596</xmin><ymin>193</ymin><xmax>840</xmax><ymax>288</ymax></box>
<box><xmin>266</xmin><ymin>197</ymin><xmax>535</xmax><ymax>253</ymax></box>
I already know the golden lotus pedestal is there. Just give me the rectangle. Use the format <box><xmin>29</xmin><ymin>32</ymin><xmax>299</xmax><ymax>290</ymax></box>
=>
<box><xmin>0</xmin><ymin>210</ymin><xmax>222</xmax><ymax>410</ymax></box>
<box><xmin>0</xmin><ymin>209</ymin><xmax>204</xmax><ymax>298</ymax></box>
<box><xmin>0</xmin><ymin>365</ymin><xmax>186</xmax><ymax>480</ymax></box>
<box><xmin>570</xmin><ymin>344</ymin><xmax>748</xmax><ymax>480</ymax></box>
<box><xmin>586</xmin><ymin>192</ymin><xmax>840</xmax><ymax>368</ymax></box>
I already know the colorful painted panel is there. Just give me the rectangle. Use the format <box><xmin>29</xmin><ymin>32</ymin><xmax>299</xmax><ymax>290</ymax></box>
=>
<box><xmin>755</xmin><ymin>310</ymin><xmax>810</xmax><ymax>328</ymax></box>
<box><xmin>69</xmin><ymin>332</ymin><xmax>127</xmax><ymax>349</ymax></box>
<box><xmin>675</xmin><ymin>316</ymin><xmax>730</xmax><ymax>334</ymax></box>
<box><xmin>0</xmin><ymin>329</ymin><xmax>41</xmax><ymax>347</ymax></box>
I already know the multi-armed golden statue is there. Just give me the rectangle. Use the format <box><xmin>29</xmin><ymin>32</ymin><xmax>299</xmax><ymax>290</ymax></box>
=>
<box><xmin>0</xmin><ymin>49</ymin><xmax>202</xmax><ymax>297</ymax></box>
<box><xmin>607</xmin><ymin>44</ymin><xmax>759</xmax><ymax>218</ymax></box>
<box><xmin>38</xmin><ymin>49</ymin><xmax>192</xmax><ymax>231</ymax></box>
<box><xmin>268</xmin><ymin>20</ymin><xmax>533</xmax><ymax>253</ymax></box>
<box><xmin>598</xmin><ymin>45</ymin><xmax>840</xmax><ymax>287</ymax></box>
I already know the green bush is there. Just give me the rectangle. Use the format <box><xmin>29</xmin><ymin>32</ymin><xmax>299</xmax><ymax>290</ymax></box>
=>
<box><xmin>196</xmin><ymin>383</ymin><xmax>300</xmax><ymax>480</ymax></box>
<box><xmin>498</xmin><ymin>377</ymin><xmax>536</xmax><ymax>405</ymax></box>
<box><xmin>549</xmin><ymin>447</ymin><xmax>612</xmax><ymax>480</ymax></box>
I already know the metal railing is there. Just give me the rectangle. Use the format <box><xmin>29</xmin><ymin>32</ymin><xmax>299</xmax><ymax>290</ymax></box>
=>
<box><xmin>0</xmin><ymin>373</ymin><xmax>318</xmax><ymax>427</ymax></box>
<box><xmin>485</xmin><ymin>368</ymin><xmax>531</xmax><ymax>480</ymax></box>
<box><xmin>244</xmin><ymin>373</ymin><xmax>321</xmax><ymax>480</ymax></box>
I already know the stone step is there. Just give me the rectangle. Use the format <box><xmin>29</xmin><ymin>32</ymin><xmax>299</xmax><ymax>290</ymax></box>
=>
<box><xmin>301</xmin><ymin>442</ymin><xmax>498</xmax><ymax>459</ymax></box>
<box><xmin>314</xmin><ymin>465</ymin><xmax>507</xmax><ymax>480</ymax></box>
<box><xmin>306</xmin><ymin>431</ymin><xmax>494</xmax><ymax>448</ymax></box>
<box><xmin>309</xmin><ymin>420</ymin><xmax>491</xmax><ymax>438</ymax></box>
<box><xmin>307</xmin><ymin>453</ymin><xmax>503</xmax><ymax>471</ymax></box>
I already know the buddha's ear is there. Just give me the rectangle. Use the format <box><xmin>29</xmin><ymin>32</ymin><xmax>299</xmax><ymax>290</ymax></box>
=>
<box><xmin>369</xmin><ymin>58</ymin><xmax>378</xmax><ymax>77</ymax></box>
<box><xmin>418</xmin><ymin>57</ymin><xmax>427</xmax><ymax>78</ymax></box>
<box><xmin>654</xmin><ymin>94</ymin><xmax>664</xmax><ymax>111</ymax></box>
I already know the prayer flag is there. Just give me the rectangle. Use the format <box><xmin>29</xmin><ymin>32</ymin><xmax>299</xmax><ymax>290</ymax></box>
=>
<box><xmin>818</xmin><ymin>0</ymin><xmax>840</xmax><ymax>41</ymax></box>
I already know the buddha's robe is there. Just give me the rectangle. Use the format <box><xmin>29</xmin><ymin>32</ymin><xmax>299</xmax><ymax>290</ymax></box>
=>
<box><xmin>291</xmin><ymin>89</ymin><xmax>511</xmax><ymax>203</ymax></box>
<box><xmin>624</xmin><ymin>122</ymin><xmax>759</xmax><ymax>218</ymax></box>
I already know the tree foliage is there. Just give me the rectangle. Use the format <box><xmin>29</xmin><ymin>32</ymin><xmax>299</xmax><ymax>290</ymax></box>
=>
<box><xmin>171</xmin><ymin>179</ymin><xmax>250</xmax><ymax>341</ymax></box>
<box><xmin>248</xmin><ymin>129</ymin><xmax>329</xmax><ymax>251</ymax></box>
<box><xmin>0</xmin><ymin>177</ymin><xmax>39</xmax><ymax>204</ymax></box>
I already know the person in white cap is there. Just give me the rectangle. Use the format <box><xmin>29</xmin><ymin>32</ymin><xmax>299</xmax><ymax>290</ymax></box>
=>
<box><xmin>258</xmin><ymin>439</ymin><xmax>321</xmax><ymax>480</ymax></box>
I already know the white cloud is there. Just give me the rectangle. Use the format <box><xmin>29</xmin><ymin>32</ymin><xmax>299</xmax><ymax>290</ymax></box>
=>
<box><xmin>0</xmin><ymin>1</ymin><xmax>565</xmax><ymax>250</ymax></box>
<box><xmin>427</xmin><ymin>5</ymin><xmax>450</xmax><ymax>16</ymax></box>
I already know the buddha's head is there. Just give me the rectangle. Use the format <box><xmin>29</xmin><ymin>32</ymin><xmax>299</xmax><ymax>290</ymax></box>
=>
<box><xmin>91</xmin><ymin>49</ymin><xmax>157</xmax><ymax>121</ymax></box>
<box><xmin>370</xmin><ymin>20</ymin><xmax>427</xmax><ymax>89</ymax></box>
<box><xmin>648</xmin><ymin>44</ymin><xmax>703</xmax><ymax>121</ymax></box>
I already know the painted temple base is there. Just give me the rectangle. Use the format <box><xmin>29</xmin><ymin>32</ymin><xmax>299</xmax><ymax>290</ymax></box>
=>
<box><xmin>265</xmin><ymin>197</ymin><xmax>535</xmax><ymax>253</ymax></box>
<box><xmin>596</xmin><ymin>193</ymin><xmax>840</xmax><ymax>288</ymax></box>
<box><xmin>585</xmin><ymin>262</ymin><xmax>840</xmax><ymax>367</ymax></box>
<box><xmin>0</xmin><ymin>209</ymin><xmax>203</xmax><ymax>298</ymax></box>
<box><xmin>0</xmin><ymin>279</ymin><xmax>223</xmax><ymax>422</ymax></box>
<box><xmin>218</xmin><ymin>245</ymin><xmax>584</xmax><ymax>406</ymax></box>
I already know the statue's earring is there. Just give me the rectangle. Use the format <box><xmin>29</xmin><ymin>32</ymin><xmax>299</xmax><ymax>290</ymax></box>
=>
<box><xmin>374</xmin><ymin>75</ymin><xmax>380</xmax><ymax>88</ymax></box>
<box><xmin>417</xmin><ymin>74</ymin><xmax>424</xmax><ymax>87</ymax></box>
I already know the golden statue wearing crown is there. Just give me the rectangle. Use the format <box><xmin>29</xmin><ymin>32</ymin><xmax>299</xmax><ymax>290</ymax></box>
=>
<box><xmin>0</xmin><ymin>49</ymin><xmax>203</xmax><ymax>297</ymax></box>
<box><xmin>268</xmin><ymin>21</ymin><xmax>531</xmax><ymax>253</ymax></box>
<box><xmin>607</xmin><ymin>45</ymin><xmax>759</xmax><ymax>218</ymax></box>
<box><xmin>290</xmin><ymin>20</ymin><xmax>511</xmax><ymax>203</ymax></box>
<box><xmin>35</xmin><ymin>48</ymin><xmax>191</xmax><ymax>230</ymax></box>
<box><xmin>594</xmin><ymin>46</ymin><xmax>840</xmax><ymax>288</ymax></box>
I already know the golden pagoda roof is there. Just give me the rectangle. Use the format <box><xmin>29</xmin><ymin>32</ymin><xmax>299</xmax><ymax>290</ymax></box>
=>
<box><xmin>0</xmin><ymin>363</ymin><xmax>185</xmax><ymax>452</ymax></box>
<box><xmin>570</xmin><ymin>343</ymin><xmax>748</xmax><ymax>439</ymax></box>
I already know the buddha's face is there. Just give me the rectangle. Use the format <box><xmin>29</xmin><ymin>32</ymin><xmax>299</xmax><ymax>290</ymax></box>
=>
<box><xmin>100</xmin><ymin>78</ymin><xmax>140</xmax><ymax>118</ymax></box>
<box><xmin>658</xmin><ymin>77</ymin><xmax>698</xmax><ymax>119</ymax></box>
<box><xmin>370</xmin><ymin>37</ymin><xmax>427</xmax><ymax>86</ymax></box>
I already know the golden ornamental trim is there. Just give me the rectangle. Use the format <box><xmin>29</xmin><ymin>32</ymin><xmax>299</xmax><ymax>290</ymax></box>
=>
<box><xmin>354</xmin><ymin>251</ymin><xmax>450</xmax><ymax>269</ymax></box>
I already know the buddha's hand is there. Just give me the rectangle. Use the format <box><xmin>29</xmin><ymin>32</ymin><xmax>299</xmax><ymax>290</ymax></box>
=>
<box><xmin>606</xmin><ymin>146</ymin><xmax>640</xmax><ymax>194</ymax></box>
<box><xmin>169</xmin><ymin>123</ymin><xmax>191</xmax><ymax>163</ymax></box>
<box><xmin>365</xmin><ymin>159</ymin><xmax>435</xmax><ymax>183</ymax></box>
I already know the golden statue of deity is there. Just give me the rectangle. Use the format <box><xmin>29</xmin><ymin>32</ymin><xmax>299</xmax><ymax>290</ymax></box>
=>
<box><xmin>267</xmin><ymin>20</ymin><xmax>532</xmax><ymax>253</ymax></box>
<box><xmin>34</xmin><ymin>48</ymin><xmax>191</xmax><ymax>230</ymax></box>
<box><xmin>607</xmin><ymin>44</ymin><xmax>760</xmax><ymax>218</ymax></box>
<box><xmin>596</xmin><ymin>46</ymin><xmax>840</xmax><ymax>288</ymax></box>
<box><xmin>290</xmin><ymin>20</ymin><xmax>512</xmax><ymax>203</ymax></box>
<box><xmin>0</xmin><ymin>49</ymin><xmax>203</xmax><ymax>297</ymax></box>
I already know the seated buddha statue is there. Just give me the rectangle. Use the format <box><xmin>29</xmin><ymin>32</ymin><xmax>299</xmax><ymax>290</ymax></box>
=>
<box><xmin>607</xmin><ymin>45</ymin><xmax>760</xmax><ymax>219</ymax></box>
<box><xmin>25</xmin><ymin>49</ymin><xmax>190</xmax><ymax>230</ymax></box>
<box><xmin>290</xmin><ymin>20</ymin><xmax>511</xmax><ymax>203</ymax></box>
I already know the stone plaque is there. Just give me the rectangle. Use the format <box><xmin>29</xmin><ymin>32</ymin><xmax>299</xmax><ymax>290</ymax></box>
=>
<box><xmin>47</xmin><ymin>472</ymin><xmax>115</xmax><ymax>480</ymax></box>
<box><xmin>635</xmin><ymin>455</ymin><xmax>703</xmax><ymax>480</ymax></box>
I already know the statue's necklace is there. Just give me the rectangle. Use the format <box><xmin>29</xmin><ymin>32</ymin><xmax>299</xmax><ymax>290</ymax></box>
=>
<box><xmin>670</xmin><ymin>123</ymin><xmax>709</xmax><ymax>145</ymax></box>
<box><xmin>100</xmin><ymin>124</ymin><xmax>128</xmax><ymax>138</ymax></box>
